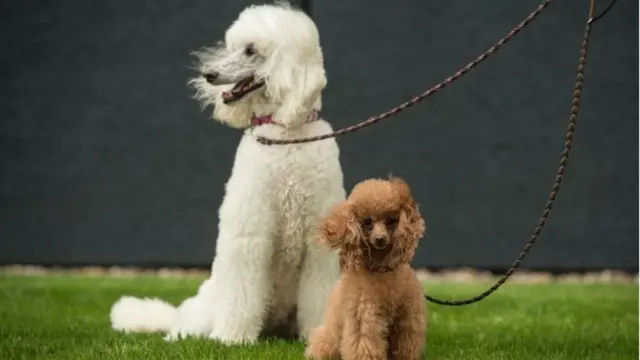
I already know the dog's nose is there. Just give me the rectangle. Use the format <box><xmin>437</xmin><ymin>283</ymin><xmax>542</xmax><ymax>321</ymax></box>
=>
<box><xmin>203</xmin><ymin>72</ymin><xmax>219</xmax><ymax>84</ymax></box>
<box><xmin>373</xmin><ymin>237</ymin><xmax>388</xmax><ymax>249</ymax></box>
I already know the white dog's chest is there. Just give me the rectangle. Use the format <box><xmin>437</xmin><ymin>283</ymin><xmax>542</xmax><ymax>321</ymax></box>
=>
<box><xmin>214</xmin><ymin>124</ymin><xmax>344</xmax><ymax>328</ymax></box>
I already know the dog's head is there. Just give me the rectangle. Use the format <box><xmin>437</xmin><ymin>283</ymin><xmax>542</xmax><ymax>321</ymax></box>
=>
<box><xmin>189</xmin><ymin>2</ymin><xmax>327</xmax><ymax>129</ymax></box>
<box><xmin>317</xmin><ymin>177</ymin><xmax>426</xmax><ymax>272</ymax></box>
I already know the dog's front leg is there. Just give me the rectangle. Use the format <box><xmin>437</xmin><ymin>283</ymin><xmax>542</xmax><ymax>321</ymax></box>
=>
<box><xmin>388</xmin><ymin>296</ymin><xmax>427</xmax><ymax>360</ymax></box>
<box><xmin>297</xmin><ymin>241</ymin><xmax>340</xmax><ymax>342</ymax></box>
<box><xmin>206</xmin><ymin>229</ymin><xmax>275</xmax><ymax>345</ymax></box>
<box><xmin>340</xmin><ymin>303</ymin><xmax>390</xmax><ymax>360</ymax></box>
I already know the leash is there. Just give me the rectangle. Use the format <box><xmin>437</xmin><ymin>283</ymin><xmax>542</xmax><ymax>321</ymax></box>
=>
<box><xmin>424</xmin><ymin>0</ymin><xmax>617</xmax><ymax>306</ymax></box>
<box><xmin>258</xmin><ymin>0</ymin><xmax>617</xmax><ymax>305</ymax></box>
<box><xmin>256</xmin><ymin>0</ymin><xmax>555</xmax><ymax>145</ymax></box>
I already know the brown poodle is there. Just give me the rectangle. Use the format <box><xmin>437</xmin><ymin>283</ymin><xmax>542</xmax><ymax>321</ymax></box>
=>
<box><xmin>305</xmin><ymin>177</ymin><xmax>427</xmax><ymax>360</ymax></box>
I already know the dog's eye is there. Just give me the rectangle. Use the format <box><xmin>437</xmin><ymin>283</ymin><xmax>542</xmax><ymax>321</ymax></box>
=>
<box><xmin>386</xmin><ymin>217</ymin><xmax>399</xmax><ymax>227</ymax></box>
<box><xmin>361</xmin><ymin>217</ymin><xmax>373</xmax><ymax>229</ymax></box>
<box><xmin>244</xmin><ymin>45</ymin><xmax>256</xmax><ymax>56</ymax></box>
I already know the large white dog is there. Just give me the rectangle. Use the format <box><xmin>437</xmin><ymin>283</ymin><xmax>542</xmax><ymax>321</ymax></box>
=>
<box><xmin>110</xmin><ymin>3</ymin><xmax>345</xmax><ymax>344</ymax></box>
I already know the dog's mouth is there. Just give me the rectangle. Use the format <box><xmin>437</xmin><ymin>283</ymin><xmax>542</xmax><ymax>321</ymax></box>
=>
<box><xmin>221</xmin><ymin>76</ymin><xmax>265</xmax><ymax>104</ymax></box>
<box><xmin>372</xmin><ymin>243</ymin><xmax>390</xmax><ymax>251</ymax></box>
<box><xmin>370</xmin><ymin>244</ymin><xmax>392</xmax><ymax>258</ymax></box>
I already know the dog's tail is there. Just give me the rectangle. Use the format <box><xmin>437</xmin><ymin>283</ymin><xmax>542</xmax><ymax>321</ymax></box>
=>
<box><xmin>110</xmin><ymin>296</ymin><xmax>177</xmax><ymax>333</ymax></box>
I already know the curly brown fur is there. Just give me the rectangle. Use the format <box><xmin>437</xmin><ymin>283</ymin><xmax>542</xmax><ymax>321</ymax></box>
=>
<box><xmin>306</xmin><ymin>177</ymin><xmax>427</xmax><ymax>360</ymax></box>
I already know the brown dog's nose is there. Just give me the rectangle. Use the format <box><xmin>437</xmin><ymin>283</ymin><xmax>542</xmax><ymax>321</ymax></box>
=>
<box><xmin>203</xmin><ymin>72</ymin><xmax>219</xmax><ymax>84</ymax></box>
<box><xmin>373</xmin><ymin>237</ymin><xmax>388</xmax><ymax>249</ymax></box>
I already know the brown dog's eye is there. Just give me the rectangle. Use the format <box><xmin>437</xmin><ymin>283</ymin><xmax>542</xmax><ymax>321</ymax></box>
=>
<box><xmin>386</xmin><ymin>217</ymin><xmax>399</xmax><ymax>227</ymax></box>
<box><xmin>244</xmin><ymin>45</ymin><xmax>256</xmax><ymax>56</ymax></box>
<box><xmin>361</xmin><ymin>217</ymin><xmax>373</xmax><ymax>229</ymax></box>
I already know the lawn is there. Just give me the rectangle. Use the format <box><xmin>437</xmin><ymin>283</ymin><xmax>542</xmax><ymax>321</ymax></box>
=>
<box><xmin>0</xmin><ymin>274</ymin><xmax>637</xmax><ymax>360</ymax></box>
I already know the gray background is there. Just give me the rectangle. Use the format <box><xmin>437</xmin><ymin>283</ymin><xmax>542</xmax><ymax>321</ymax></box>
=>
<box><xmin>0</xmin><ymin>0</ymin><xmax>637</xmax><ymax>271</ymax></box>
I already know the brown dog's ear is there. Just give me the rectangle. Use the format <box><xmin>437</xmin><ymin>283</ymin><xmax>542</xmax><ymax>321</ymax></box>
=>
<box><xmin>388</xmin><ymin>177</ymin><xmax>426</xmax><ymax>267</ymax></box>
<box><xmin>315</xmin><ymin>201</ymin><xmax>360</xmax><ymax>250</ymax></box>
<box><xmin>394</xmin><ymin>177</ymin><xmax>425</xmax><ymax>240</ymax></box>
<box><xmin>388</xmin><ymin>205</ymin><xmax>426</xmax><ymax>268</ymax></box>
<box><xmin>398</xmin><ymin>202</ymin><xmax>426</xmax><ymax>241</ymax></box>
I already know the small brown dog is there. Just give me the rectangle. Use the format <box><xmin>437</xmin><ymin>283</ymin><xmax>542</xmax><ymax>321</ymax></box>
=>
<box><xmin>305</xmin><ymin>177</ymin><xmax>427</xmax><ymax>360</ymax></box>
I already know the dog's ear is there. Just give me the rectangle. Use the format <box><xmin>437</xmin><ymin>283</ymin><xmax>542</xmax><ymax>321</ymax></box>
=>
<box><xmin>259</xmin><ymin>45</ymin><xmax>327</xmax><ymax>128</ymax></box>
<box><xmin>388</xmin><ymin>178</ymin><xmax>426</xmax><ymax>268</ymax></box>
<box><xmin>387</xmin><ymin>206</ymin><xmax>426</xmax><ymax>268</ymax></box>
<box><xmin>315</xmin><ymin>201</ymin><xmax>360</xmax><ymax>250</ymax></box>
<box><xmin>391</xmin><ymin>177</ymin><xmax>425</xmax><ymax>240</ymax></box>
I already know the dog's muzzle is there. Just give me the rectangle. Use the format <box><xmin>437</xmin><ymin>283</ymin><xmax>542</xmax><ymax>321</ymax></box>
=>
<box><xmin>372</xmin><ymin>237</ymin><xmax>391</xmax><ymax>250</ymax></box>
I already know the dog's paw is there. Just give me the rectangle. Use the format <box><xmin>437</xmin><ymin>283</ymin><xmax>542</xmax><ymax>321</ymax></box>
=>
<box><xmin>303</xmin><ymin>347</ymin><xmax>317</xmax><ymax>359</ymax></box>
<box><xmin>164</xmin><ymin>329</ymin><xmax>206</xmax><ymax>342</ymax></box>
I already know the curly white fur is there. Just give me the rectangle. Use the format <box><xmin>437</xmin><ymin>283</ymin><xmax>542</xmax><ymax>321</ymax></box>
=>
<box><xmin>110</xmin><ymin>3</ymin><xmax>344</xmax><ymax>345</ymax></box>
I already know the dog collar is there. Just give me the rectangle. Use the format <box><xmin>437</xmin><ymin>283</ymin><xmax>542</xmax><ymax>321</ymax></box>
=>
<box><xmin>250</xmin><ymin>115</ymin><xmax>277</xmax><ymax>126</ymax></box>
<box><xmin>250</xmin><ymin>110</ymin><xmax>320</xmax><ymax>127</ymax></box>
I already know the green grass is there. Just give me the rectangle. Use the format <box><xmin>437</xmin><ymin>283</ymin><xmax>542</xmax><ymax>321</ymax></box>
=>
<box><xmin>0</xmin><ymin>274</ymin><xmax>637</xmax><ymax>360</ymax></box>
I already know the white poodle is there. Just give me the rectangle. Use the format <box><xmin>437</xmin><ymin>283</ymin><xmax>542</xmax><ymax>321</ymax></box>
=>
<box><xmin>109</xmin><ymin>3</ymin><xmax>345</xmax><ymax>345</ymax></box>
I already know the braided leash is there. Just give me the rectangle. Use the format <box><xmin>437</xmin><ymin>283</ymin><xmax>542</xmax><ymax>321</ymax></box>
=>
<box><xmin>257</xmin><ymin>0</ymin><xmax>615</xmax><ymax>305</ymax></box>
<box><xmin>255</xmin><ymin>0</ymin><xmax>553</xmax><ymax>145</ymax></box>
<box><xmin>425</xmin><ymin>0</ymin><xmax>616</xmax><ymax>306</ymax></box>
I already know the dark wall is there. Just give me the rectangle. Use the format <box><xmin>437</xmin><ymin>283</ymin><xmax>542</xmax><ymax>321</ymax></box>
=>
<box><xmin>1</xmin><ymin>0</ymin><xmax>637</xmax><ymax>270</ymax></box>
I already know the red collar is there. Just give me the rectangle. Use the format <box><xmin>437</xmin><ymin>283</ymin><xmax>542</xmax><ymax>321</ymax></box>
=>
<box><xmin>250</xmin><ymin>114</ymin><xmax>277</xmax><ymax>126</ymax></box>
<box><xmin>250</xmin><ymin>111</ymin><xmax>319</xmax><ymax>127</ymax></box>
